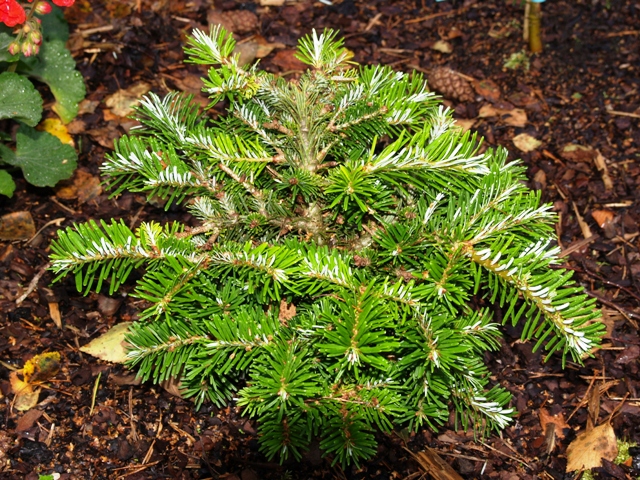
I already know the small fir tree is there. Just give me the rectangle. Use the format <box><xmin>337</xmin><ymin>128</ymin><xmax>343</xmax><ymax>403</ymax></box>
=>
<box><xmin>50</xmin><ymin>28</ymin><xmax>603</xmax><ymax>466</ymax></box>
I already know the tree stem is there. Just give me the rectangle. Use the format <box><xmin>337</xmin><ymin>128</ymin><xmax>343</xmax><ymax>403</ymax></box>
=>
<box><xmin>528</xmin><ymin>1</ymin><xmax>543</xmax><ymax>53</ymax></box>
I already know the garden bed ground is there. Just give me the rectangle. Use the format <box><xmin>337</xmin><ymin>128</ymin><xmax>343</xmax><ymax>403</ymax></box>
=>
<box><xmin>1</xmin><ymin>0</ymin><xmax>639</xmax><ymax>478</ymax></box>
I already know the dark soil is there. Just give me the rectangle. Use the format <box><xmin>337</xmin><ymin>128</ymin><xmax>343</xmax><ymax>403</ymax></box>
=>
<box><xmin>1</xmin><ymin>0</ymin><xmax>639</xmax><ymax>478</ymax></box>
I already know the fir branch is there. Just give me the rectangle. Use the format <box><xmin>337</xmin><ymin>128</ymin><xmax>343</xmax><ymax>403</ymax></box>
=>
<box><xmin>330</xmin><ymin>105</ymin><xmax>389</xmax><ymax>133</ymax></box>
<box><xmin>50</xmin><ymin>220</ymin><xmax>201</xmax><ymax>294</ymax></box>
<box><xmin>295</xmin><ymin>28</ymin><xmax>354</xmax><ymax>72</ymax></box>
<box><xmin>464</xmin><ymin>241</ymin><xmax>602</xmax><ymax>360</ymax></box>
<box><xmin>299</xmin><ymin>247</ymin><xmax>357</xmax><ymax>292</ymax></box>
<box><xmin>132</xmin><ymin>91</ymin><xmax>202</xmax><ymax>145</ymax></box>
<box><xmin>217</xmin><ymin>161</ymin><xmax>264</xmax><ymax>207</ymax></box>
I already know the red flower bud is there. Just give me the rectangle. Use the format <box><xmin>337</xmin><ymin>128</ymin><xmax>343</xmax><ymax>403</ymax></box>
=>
<box><xmin>8</xmin><ymin>40</ymin><xmax>21</xmax><ymax>55</ymax></box>
<box><xmin>52</xmin><ymin>0</ymin><xmax>74</xmax><ymax>6</ymax></box>
<box><xmin>0</xmin><ymin>0</ymin><xmax>26</xmax><ymax>27</ymax></box>
<box><xmin>21</xmin><ymin>40</ymin><xmax>35</xmax><ymax>57</ymax></box>
<box><xmin>29</xmin><ymin>30</ymin><xmax>42</xmax><ymax>45</ymax></box>
<box><xmin>34</xmin><ymin>1</ymin><xmax>52</xmax><ymax>14</ymax></box>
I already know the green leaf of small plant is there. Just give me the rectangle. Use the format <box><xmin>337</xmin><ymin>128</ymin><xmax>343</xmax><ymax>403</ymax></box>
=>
<box><xmin>37</xmin><ymin>474</ymin><xmax>60</xmax><ymax>480</ymax></box>
<box><xmin>0</xmin><ymin>169</ymin><xmax>16</xmax><ymax>198</ymax></box>
<box><xmin>0</xmin><ymin>72</ymin><xmax>43</xmax><ymax>127</ymax></box>
<box><xmin>39</xmin><ymin>5</ymin><xmax>70</xmax><ymax>43</ymax></box>
<box><xmin>19</xmin><ymin>40</ymin><xmax>86</xmax><ymax>123</ymax></box>
<box><xmin>4</xmin><ymin>125</ymin><xmax>77</xmax><ymax>187</ymax></box>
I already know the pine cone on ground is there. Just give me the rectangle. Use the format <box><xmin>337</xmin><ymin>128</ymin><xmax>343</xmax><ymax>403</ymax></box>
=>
<box><xmin>207</xmin><ymin>9</ymin><xmax>259</xmax><ymax>35</ymax></box>
<box><xmin>427</xmin><ymin>67</ymin><xmax>475</xmax><ymax>102</ymax></box>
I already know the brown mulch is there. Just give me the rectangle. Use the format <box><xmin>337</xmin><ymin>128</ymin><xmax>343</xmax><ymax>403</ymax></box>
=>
<box><xmin>1</xmin><ymin>0</ymin><xmax>639</xmax><ymax>478</ymax></box>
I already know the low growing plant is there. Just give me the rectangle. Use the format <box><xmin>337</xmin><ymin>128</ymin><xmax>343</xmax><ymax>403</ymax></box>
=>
<box><xmin>0</xmin><ymin>0</ymin><xmax>84</xmax><ymax>197</ymax></box>
<box><xmin>50</xmin><ymin>28</ymin><xmax>603</xmax><ymax>466</ymax></box>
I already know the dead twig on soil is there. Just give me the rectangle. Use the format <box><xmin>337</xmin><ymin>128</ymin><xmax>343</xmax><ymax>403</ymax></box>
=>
<box><xmin>586</xmin><ymin>290</ymin><xmax>640</xmax><ymax>324</ymax></box>
<box><xmin>558</xmin><ymin>235</ymin><xmax>598</xmax><ymax>258</ymax></box>
<box><xmin>128</xmin><ymin>387</ymin><xmax>139</xmax><ymax>443</ymax></box>
<box><xmin>604</xmin><ymin>30</ymin><xmax>639</xmax><ymax>37</ymax></box>
<box><xmin>80</xmin><ymin>25</ymin><xmax>115</xmax><ymax>37</ymax></box>
<box><xmin>473</xmin><ymin>441</ymin><xmax>532</xmax><ymax>470</ymax></box>
<box><xmin>89</xmin><ymin>372</ymin><xmax>101</xmax><ymax>416</ymax></box>
<box><xmin>113</xmin><ymin>460</ymin><xmax>161</xmax><ymax>479</ymax></box>
<box><xmin>142</xmin><ymin>438</ymin><xmax>156</xmax><ymax>465</ymax></box>
<box><xmin>26</xmin><ymin>217</ymin><xmax>65</xmax><ymax>245</ymax></box>
<box><xmin>568</xmin><ymin>375</ymin><xmax>620</xmax><ymax>422</ymax></box>
<box><xmin>606</xmin><ymin>393</ymin><xmax>629</xmax><ymax>423</ymax></box>
<box><xmin>606</xmin><ymin>109</ymin><xmax>640</xmax><ymax>119</ymax></box>
<box><xmin>571</xmin><ymin>202</ymin><xmax>593</xmax><ymax>238</ymax></box>
<box><xmin>50</xmin><ymin>196</ymin><xmax>77</xmax><ymax>215</ymax></box>
<box><xmin>364</xmin><ymin>12</ymin><xmax>383</xmax><ymax>32</ymax></box>
<box><xmin>403</xmin><ymin>446</ymin><xmax>464</xmax><ymax>480</ymax></box>
<box><xmin>15</xmin><ymin>262</ymin><xmax>51</xmax><ymax>306</ymax></box>
<box><xmin>551</xmin><ymin>263</ymin><xmax>640</xmax><ymax>306</ymax></box>
<box><xmin>406</xmin><ymin>7</ymin><xmax>465</xmax><ymax>25</ymax></box>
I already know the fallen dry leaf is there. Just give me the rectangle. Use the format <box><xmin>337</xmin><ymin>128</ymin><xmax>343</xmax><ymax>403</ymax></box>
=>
<box><xmin>560</xmin><ymin>144</ymin><xmax>596</xmax><ymax>163</ymax></box>
<box><xmin>235</xmin><ymin>36</ymin><xmax>284</xmax><ymax>65</ymax></box>
<box><xmin>0</xmin><ymin>211</ymin><xmax>36</xmax><ymax>241</ymax></box>
<box><xmin>478</xmin><ymin>104</ymin><xmax>500</xmax><ymax>118</ymax></box>
<box><xmin>104</xmin><ymin>82</ymin><xmax>151</xmax><ymax>118</ymax></box>
<box><xmin>16</xmin><ymin>408</ymin><xmax>43</xmax><ymax>433</ymax></box>
<box><xmin>431</xmin><ymin>40</ymin><xmax>453</xmax><ymax>54</ymax></box>
<box><xmin>172</xmin><ymin>73</ymin><xmax>204</xmax><ymax>95</ymax></box>
<box><xmin>533</xmin><ymin>169</ymin><xmax>547</xmax><ymax>189</ymax></box>
<box><xmin>65</xmin><ymin>119</ymin><xmax>86</xmax><ymax>135</ymax></box>
<box><xmin>600</xmin><ymin>308</ymin><xmax>621</xmax><ymax>339</ymax></box>
<box><xmin>96</xmin><ymin>295</ymin><xmax>123</xmax><ymax>316</ymax></box>
<box><xmin>86</xmin><ymin>125</ymin><xmax>118</xmax><ymax>149</ymax></box>
<box><xmin>478</xmin><ymin>104</ymin><xmax>527</xmax><ymax>127</ymax></box>
<box><xmin>566</xmin><ymin>423</ymin><xmax>618</xmax><ymax>472</ymax></box>
<box><xmin>80</xmin><ymin>322</ymin><xmax>132</xmax><ymax>363</ymax></box>
<box><xmin>474</xmin><ymin>79</ymin><xmax>501</xmax><ymax>102</ymax></box>
<box><xmin>10</xmin><ymin>372</ymin><xmax>40</xmax><ymax>412</ymax></box>
<box><xmin>55</xmin><ymin>169</ymin><xmax>102</xmax><ymax>204</ymax></box>
<box><xmin>591</xmin><ymin>209</ymin><xmax>615</xmax><ymax>228</ymax></box>
<box><xmin>512</xmin><ymin>133</ymin><xmax>542</xmax><ymax>152</ymax></box>
<box><xmin>254</xmin><ymin>35</ymin><xmax>285</xmax><ymax>59</ymax></box>
<box><xmin>161</xmin><ymin>376</ymin><xmax>184</xmax><ymax>398</ymax></box>
<box><xmin>539</xmin><ymin>408</ymin><xmax>570</xmax><ymax>439</ymax></box>
<box><xmin>270</xmin><ymin>49</ymin><xmax>307</xmax><ymax>72</ymax></box>
<box><xmin>444</xmin><ymin>27</ymin><xmax>463</xmax><ymax>40</ymax></box>
<box><xmin>39</xmin><ymin>118</ymin><xmax>74</xmax><ymax>146</ymax></box>
<box><xmin>453</xmin><ymin>118</ymin><xmax>476</xmax><ymax>133</ymax></box>
<box><xmin>234</xmin><ymin>41</ymin><xmax>259</xmax><ymax>66</ymax></box>
<box><xmin>23</xmin><ymin>352</ymin><xmax>61</xmax><ymax>384</ymax></box>
<box><xmin>10</xmin><ymin>352</ymin><xmax>61</xmax><ymax>411</ymax></box>
<box><xmin>508</xmin><ymin>91</ymin><xmax>538</xmax><ymax>108</ymax></box>
<box><xmin>501</xmin><ymin>108</ymin><xmax>527</xmax><ymax>127</ymax></box>
<box><xmin>48</xmin><ymin>302</ymin><xmax>62</xmax><ymax>329</ymax></box>
<box><xmin>207</xmin><ymin>9</ymin><xmax>235</xmax><ymax>32</ymax></box>
<box><xmin>110</xmin><ymin>373</ymin><xmax>143</xmax><ymax>386</ymax></box>
<box><xmin>77</xmin><ymin>98</ymin><xmax>100</xmax><ymax>115</ymax></box>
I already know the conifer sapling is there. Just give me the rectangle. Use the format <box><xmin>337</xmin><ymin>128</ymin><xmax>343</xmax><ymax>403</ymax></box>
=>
<box><xmin>50</xmin><ymin>27</ymin><xmax>604</xmax><ymax>466</ymax></box>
